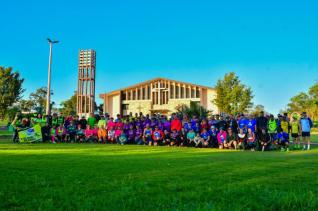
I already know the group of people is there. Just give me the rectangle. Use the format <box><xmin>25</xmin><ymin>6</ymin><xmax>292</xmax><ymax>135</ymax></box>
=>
<box><xmin>11</xmin><ymin>111</ymin><xmax>313</xmax><ymax>151</ymax></box>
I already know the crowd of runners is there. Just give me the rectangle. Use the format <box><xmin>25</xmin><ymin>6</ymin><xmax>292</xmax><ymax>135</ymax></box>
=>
<box><xmin>11</xmin><ymin>111</ymin><xmax>313</xmax><ymax>151</ymax></box>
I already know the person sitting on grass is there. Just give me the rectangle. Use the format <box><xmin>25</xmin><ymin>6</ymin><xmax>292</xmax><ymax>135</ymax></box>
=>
<box><xmin>201</xmin><ymin>128</ymin><xmax>211</xmax><ymax>148</ymax></box>
<box><xmin>126</xmin><ymin>125</ymin><xmax>135</xmax><ymax>144</ymax></box>
<box><xmin>290</xmin><ymin>114</ymin><xmax>301</xmax><ymax>149</ymax></box>
<box><xmin>186</xmin><ymin>128</ymin><xmax>196</xmax><ymax>147</ymax></box>
<box><xmin>66</xmin><ymin>121</ymin><xmax>77</xmax><ymax>143</ymax></box>
<box><xmin>143</xmin><ymin>124</ymin><xmax>153</xmax><ymax>145</ymax></box>
<box><xmin>135</xmin><ymin>125</ymin><xmax>144</xmax><ymax>145</ymax></box>
<box><xmin>258</xmin><ymin>128</ymin><xmax>271</xmax><ymax>152</ymax></box>
<box><xmin>152</xmin><ymin>126</ymin><xmax>164</xmax><ymax>146</ymax></box>
<box><xmin>237</xmin><ymin>128</ymin><xmax>246</xmax><ymax>150</ymax></box>
<box><xmin>180</xmin><ymin>128</ymin><xmax>188</xmax><ymax>147</ymax></box>
<box><xmin>85</xmin><ymin>125</ymin><xmax>96</xmax><ymax>143</ymax></box>
<box><xmin>225</xmin><ymin>127</ymin><xmax>237</xmax><ymax>150</ymax></box>
<box><xmin>277</xmin><ymin>130</ymin><xmax>290</xmax><ymax>152</ymax></box>
<box><xmin>92</xmin><ymin>125</ymin><xmax>99</xmax><ymax>143</ymax></box>
<box><xmin>209</xmin><ymin>126</ymin><xmax>219</xmax><ymax>148</ymax></box>
<box><xmin>193</xmin><ymin>133</ymin><xmax>203</xmax><ymax>148</ymax></box>
<box><xmin>107</xmin><ymin>126</ymin><xmax>116</xmax><ymax>144</ymax></box>
<box><xmin>115</xmin><ymin>126</ymin><xmax>122</xmax><ymax>142</ymax></box>
<box><xmin>76</xmin><ymin>124</ymin><xmax>85</xmax><ymax>143</ymax></box>
<box><xmin>163</xmin><ymin>130</ymin><xmax>171</xmax><ymax>146</ymax></box>
<box><xmin>117</xmin><ymin>130</ymin><xmax>127</xmax><ymax>145</ymax></box>
<box><xmin>246</xmin><ymin>128</ymin><xmax>256</xmax><ymax>151</ymax></box>
<box><xmin>98</xmin><ymin>124</ymin><xmax>107</xmax><ymax>144</ymax></box>
<box><xmin>170</xmin><ymin>129</ymin><xmax>181</xmax><ymax>146</ymax></box>
<box><xmin>217</xmin><ymin>127</ymin><xmax>227</xmax><ymax>149</ymax></box>
<box><xmin>56</xmin><ymin>123</ymin><xmax>66</xmax><ymax>143</ymax></box>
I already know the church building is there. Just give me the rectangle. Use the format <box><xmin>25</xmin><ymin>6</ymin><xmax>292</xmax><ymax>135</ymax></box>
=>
<box><xmin>99</xmin><ymin>77</ymin><xmax>218</xmax><ymax>117</ymax></box>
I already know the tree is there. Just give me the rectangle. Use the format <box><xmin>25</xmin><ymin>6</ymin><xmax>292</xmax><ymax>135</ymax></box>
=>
<box><xmin>286</xmin><ymin>82</ymin><xmax>318</xmax><ymax>120</ymax></box>
<box><xmin>29</xmin><ymin>87</ymin><xmax>53</xmax><ymax>114</ymax></box>
<box><xmin>176</xmin><ymin>102</ymin><xmax>211</xmax><ymax>119</ymax></box>
<box><xmin>60</xmin><ymin>92</ymin><xmax>77</xmax><ymax>116</ymax></box>
<box><xmin>19</xmin><ymin>99</ymin><xmax>35</xmax><ymax>113</ymax></box>
<box><xmin>97</xmin><ymin>103</ymin><xmax>104</xmax><ymax>115</ymax></box>
<box><xmin>251</xmin><ymin>104</ymin><xmax>265</xmax><ymax>116</ymax></box>
<box><xmin>0</xmin><ymin>66</ymin><xmax>24</xmax><ymax>119</ymax></box>
<box><xmin>213</xmin><ymin>72</ymin><xmax>253</xmax><ymax>114</ymax></box>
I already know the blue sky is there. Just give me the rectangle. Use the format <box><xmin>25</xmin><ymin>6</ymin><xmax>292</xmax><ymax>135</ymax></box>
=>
<box><xmin>1</xmin><ymin>0</ymin><xmax>317</xmax><ymax>114</ymax></box>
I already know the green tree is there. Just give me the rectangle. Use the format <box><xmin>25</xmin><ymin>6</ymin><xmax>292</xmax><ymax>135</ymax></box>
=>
<box><xmin>251</xmin><ymin>104</ymin><xmax>266</xmax><ymax>116</ymax></box>
<box><xmin>60</xmin><ymin>92</ymin><xmax>77</xmax><ymax>116</ymax></box>
<box><xmin>29</xmin><ymin>87</ymin><xmax>53</xmax><ymax>114</ymax></box>
<box><xmin>176</xmin><ymin>102</ymin><xmax>211</xmax><ymax>119</ymax></box>
<box><xmin>286</xmin><ymin>82</ymin><xmax>318</xmax><ymax>120</ymax></box>
<box><xmin>19</xmin><ymin>99</ymin><xmax>35</xmax><ymax>113</ymax></box>
<box><xmin>0</xmin><ymin>66</ymin><xmax>24</xmax><ymax>119</ymax></box>
<box><xmin>213</xmin><ymin>72</ymin><xmax>253</xmax><ymax>114</ymax></box>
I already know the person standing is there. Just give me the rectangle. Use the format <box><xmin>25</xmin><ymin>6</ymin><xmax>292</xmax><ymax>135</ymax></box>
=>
<box><xmin>171</xmin><ymin>114</ymin><xmax>182</xmax><ymax>132</ymax></box>
<box><xmin>256</xmin><ymin>111</ymin><xmax>268</xmax><ymax>136</ymax></box>
<box><xmin>300</xmin><ymin>112</ymin><xmax>313</xmax><ymax>150</ymax></box>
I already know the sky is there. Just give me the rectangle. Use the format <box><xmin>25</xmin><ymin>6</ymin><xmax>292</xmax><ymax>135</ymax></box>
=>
<box><xmin>1</xmin><ymin>0</ymin><xmax>318</xmax><ymax>114</ymax></box>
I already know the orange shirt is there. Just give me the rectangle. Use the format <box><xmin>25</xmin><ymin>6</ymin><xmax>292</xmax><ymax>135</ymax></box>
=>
<box><xmin>98</xmin><ymin>128</ymin><xmax>107</xmax><ymax>138</ymax></box>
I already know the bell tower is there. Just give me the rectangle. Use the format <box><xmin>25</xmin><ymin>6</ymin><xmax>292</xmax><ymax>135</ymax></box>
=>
<box><xmin>77</xmin><ymin>49</ymin><xmax>96</xmax><ymax>117</ymax></box>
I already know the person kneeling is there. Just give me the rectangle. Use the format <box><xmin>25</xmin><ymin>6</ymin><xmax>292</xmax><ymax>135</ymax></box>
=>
<box><xmin>237</xmin><ymin>128</ymin><xmax>246</xmax><ymax>150</ymax></box>
<box><xmin>200</xmin><ymin>128</ymin><xmax>211</xmax><ymax>148</ymax></box>
<box><xmin>85</xmin><ymin>125</ymin><xmax>97</xmax><ymax>143</ymax></box>
<box><xmin>277</xmin><ymin>131</ymin><xmax>290</xmax><ymax>152</ymax></box>
<box><xmin>258</xmin><ymin>128</ymin><xmax>271</xmax><ymax>152</ymax></box>
<box><xmin>187</xmin><ymin>129</ymin><xmax>196</xmax><ymax>147</ymax></box>
<box><xmin>193</xmin><ymin>133</ymin><xmax>203</xmax><ymax>148</ymax></box>
<box><xmin>152</xmin><ymin>126</ymin><xmax>164</xmax><ymax>146</ymax></box>
<box><xmin>246</xmin><ymin>128</ymin><xmax>256</xmax><ymax>151</ymax></box>
<box><xmin>170</xmin><ymin>129</ymin><xmax>181</xmax><ymax>146</ymax></box>
<box><xmin>225</xmin><ymin>127</ymin><xmax>237</xmax><ymax>150</ymax></box>
<box><xmin>117</xmin><ymin>131</ymin><xmax>127</xmax><ymax>145</ymax></box>
<box><xmin>217</xmin><ymin>128</ymin><xmax>227</xmax><ymax>149</ymax></box>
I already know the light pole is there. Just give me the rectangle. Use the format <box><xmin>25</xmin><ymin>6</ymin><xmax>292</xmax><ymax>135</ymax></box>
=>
<box><xmin>46</xmin><ymin>38</ymin><xmax>59</xmax><ymax>116</ymax></box>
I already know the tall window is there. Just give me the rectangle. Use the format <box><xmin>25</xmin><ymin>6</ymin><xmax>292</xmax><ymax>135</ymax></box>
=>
<box><xmin>170</xmin><ymin>85</ymin><xmax>174</xmax><ymax>99</ymax></box>
<box><xmin>196</xmin><ymin>88</ymin><xmax>200</xmax><ymax>98</ymax></box>
<box><xmin>186</xmin><ymin>87</ymin><xmax>190</xmax><ymax>98</ymax></box>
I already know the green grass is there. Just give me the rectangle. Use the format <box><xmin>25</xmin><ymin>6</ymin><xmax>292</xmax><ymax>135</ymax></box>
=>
<box><xmin>0</xmin><ymin>130</ymin><xmax>12</xmax><ymax>135</ymax></box>
<box><xmin>0</xmin><ymin>141</ymin><xmax>318</xmax><ymax>210</ymax></box>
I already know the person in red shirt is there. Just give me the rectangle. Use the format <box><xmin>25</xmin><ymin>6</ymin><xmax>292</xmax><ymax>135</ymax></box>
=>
<box><xmin>152</xmin><ymin>126</ymin><xmax>164</xmax><ymax>146</ymax></box>
<box><xmin>171</xmin><ymin>114</ymin><xmax>182</xmax><ymax>132</ymax></box>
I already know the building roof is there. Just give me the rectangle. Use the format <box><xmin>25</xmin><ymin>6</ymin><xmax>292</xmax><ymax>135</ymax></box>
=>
<box><xmin>100</xmin><ymin>77</ymin><xmax>215</xmax><ymax>98</ymax></box>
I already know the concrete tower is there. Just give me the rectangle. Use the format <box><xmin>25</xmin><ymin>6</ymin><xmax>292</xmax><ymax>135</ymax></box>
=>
<box><xmin>77</xmin><ymin>49</ymin><xmax>96</xmax><ymax>117</ymax></box>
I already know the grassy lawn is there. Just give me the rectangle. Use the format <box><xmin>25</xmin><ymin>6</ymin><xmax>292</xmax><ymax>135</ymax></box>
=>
<box><xmin>0</xmin><ymin>141</ymin><xmax>318</xmax><ymax>210</ymax></box>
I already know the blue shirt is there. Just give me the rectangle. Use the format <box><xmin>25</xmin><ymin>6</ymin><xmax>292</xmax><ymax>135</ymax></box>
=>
<box><xmin>277</xmin><ymin>132</ymin><xmax>289</xmax><ymax>142</ymax></box>
<box><xmin>201</xmin><ymin>132</ymin><xmax>210</xmax><ymax>140</ymax></box>
<box><xmin>238</xmin><ymin>118</ymin><xmax>248</xmax><ymax>129</ymax></box>
<box><xmin>300</xmin><ymin>118</ymin><xmax>312</xmax><ymax>132</ymax></box>
<box><xmin>247</xmin><ymin>119</ymin><xmax>256</xmax><ymax>132</ymax></box>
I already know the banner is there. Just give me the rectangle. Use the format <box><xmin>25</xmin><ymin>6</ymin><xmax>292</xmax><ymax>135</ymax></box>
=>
<box><xmin>18</xmin><ymin>125</ymin><xmax>42</xmax><ymax>143</ymax></box>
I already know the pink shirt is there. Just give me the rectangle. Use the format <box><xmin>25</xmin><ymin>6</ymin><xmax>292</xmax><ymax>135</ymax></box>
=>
<box><xmin>217</xmin><ymin>131</ymin><xmax>227</xmax><ymax>144</ymax></box>
<box><xmin>115</xmin><ymin>129</ymin><xmax>122</xmax><ymax>138</ymax></box>
<box><xmin>92</xmin><ymin>129</ymin><xmax>98</xmax><ymax>136</ymax></box>
<box><xmin>85</xmin><ymin>129</ymin><xmax>94</xmax><ymax>137</ymax></box>
<box><xmin>107</xmin><ymin>121</ymin><xmax>116</xmax><ymax>129</ymax></box>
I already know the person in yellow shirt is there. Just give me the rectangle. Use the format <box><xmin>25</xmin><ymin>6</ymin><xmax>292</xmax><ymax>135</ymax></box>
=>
<box><xmin>290</xmin><ymin>115</ymin><xmax>301</xmax><ymax>149</ymax></box>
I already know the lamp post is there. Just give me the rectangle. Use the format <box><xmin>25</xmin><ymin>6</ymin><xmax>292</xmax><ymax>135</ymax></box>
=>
<box><xmin>46</xmin><ymin>38</ymin><xmax>59</xmax><ymax>116</ymax></box>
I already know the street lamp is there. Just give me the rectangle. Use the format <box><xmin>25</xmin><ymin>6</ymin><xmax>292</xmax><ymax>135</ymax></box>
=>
<box><xmin>46</xmin><ymin>38</ymin><xmax>59</xmax><ymax>116</ymax></box>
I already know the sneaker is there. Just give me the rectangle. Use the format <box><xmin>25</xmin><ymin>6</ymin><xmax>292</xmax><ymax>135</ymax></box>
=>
<box><xmin>286</xmin><ymin>148</ymin><xmax>289</xmax><ymax>152</ymax></box>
